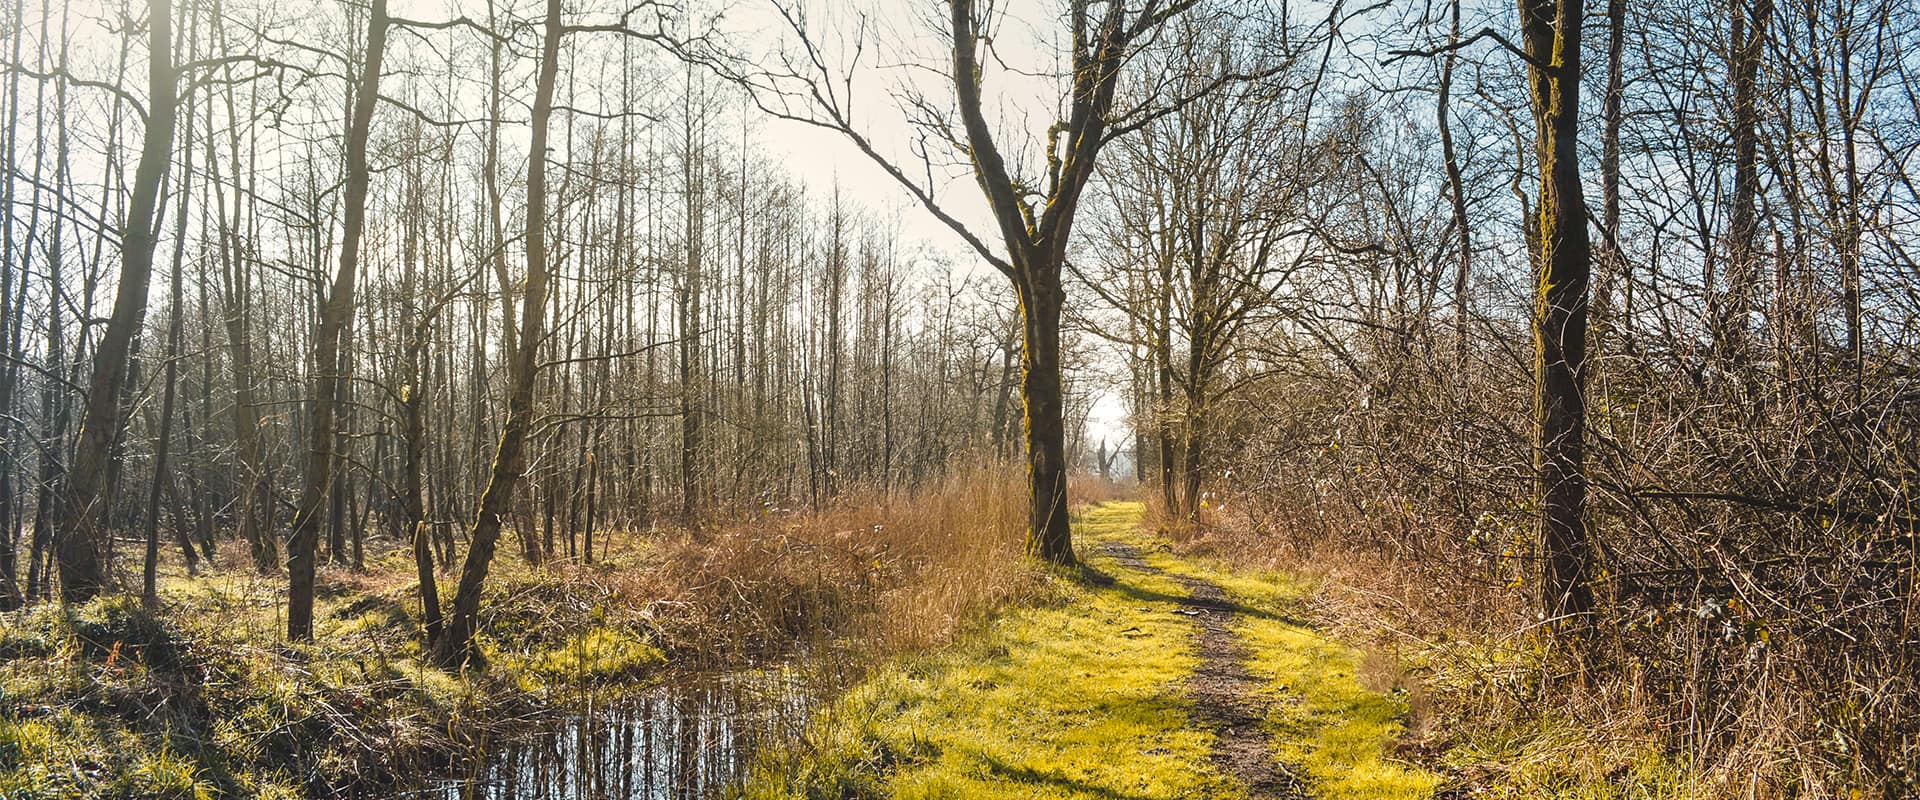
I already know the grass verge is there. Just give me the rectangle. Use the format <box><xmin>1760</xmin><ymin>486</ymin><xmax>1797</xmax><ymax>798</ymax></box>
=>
<box><xmin>1164</xmin><ymin>507</ymin><xmax>1702</xmax><ymax>798</ymax></box>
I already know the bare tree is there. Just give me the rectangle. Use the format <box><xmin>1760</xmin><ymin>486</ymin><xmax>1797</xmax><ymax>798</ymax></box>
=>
<box><xmin>726</xmin><ymin>0</ymin><xmax>1243</xmax><ymax>564</ymax></box>
<box><xmin>1521</xmin><ymin>0</ymin><xmax>1597</xmax><ymax>632</ymax></box>
<box><xmin>54</xmin><ymin>0</ymin><xmax>180</xmax><ymax>602</ymax></box>
<box><xmin>434</xmin><ymin>0</ymin><xmax>563</xmax><ymax>666</ymax></box>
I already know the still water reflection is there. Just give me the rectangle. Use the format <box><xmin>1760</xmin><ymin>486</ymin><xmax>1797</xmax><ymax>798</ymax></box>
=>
<box><xmin>437</xmin><ymin>673</ymin><xmax>811</xmax><ymax>800</ymax></box>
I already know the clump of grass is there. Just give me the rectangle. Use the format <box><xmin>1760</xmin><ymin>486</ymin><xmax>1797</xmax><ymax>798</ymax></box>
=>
<box><xmin>0</xmin><ymin>718</ymin><xmax>53</xmax><ymax>771</ymax></box>
<box><xmin>524</xmin><ymin>626</ymin><xmax>666</xmax><ymax>686</ymax></box>
<box><xmin>126</xmin><ymin>747</ymin><xmax>217</xmax><ymax>800</ymax></box>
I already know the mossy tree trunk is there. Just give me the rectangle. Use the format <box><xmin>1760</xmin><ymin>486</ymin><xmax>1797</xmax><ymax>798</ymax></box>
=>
<box><xmin>1521</xmin><ymin>0</ymin><xmax>1597</xmax><ymax>631</ymax></box>
<box><xmin>433</xmin><ymin>0</ymin><xmax>560</xmax><ymax>667</ymax></box>
<box><xmin>1014</xmin><ymin>272</ymin><xmax>1073</xmax><ymax>563</ymax></box>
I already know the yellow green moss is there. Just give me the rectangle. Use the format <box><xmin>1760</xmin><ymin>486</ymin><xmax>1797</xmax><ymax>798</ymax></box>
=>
<box><xmin>743</xmin><ymin>502</ymin><xmax>1443</xmax><ymax>799</ymax></box>
<box><xmin>1121</xmin><ymin>515</ymin><xmax>1443</xmax><ymax>800</ymax></box>
<box><xmin>521</xmin><ymin>625</ymin><xmax>666</xmax><ymax>687</ymax></box>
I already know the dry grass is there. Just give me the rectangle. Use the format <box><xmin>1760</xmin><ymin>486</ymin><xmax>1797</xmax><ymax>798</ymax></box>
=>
<box><xmin>1165</xmin><ymin>471</ymin><xmax>1919</xmax><ymax>799</ymax></box>
<box><xmin>630</xmin><ymin>462</ymin><xmax>1035</xmax><ymax>667</ymax></box>
<box><xmin>1067</xmin><ymin>472</ymin><xmax>1135</xmax><ymax>508</ymax></box>
<box><xmin>0</xmin><ymin>462</ymin><xmax>1035</xmax><ymax>797</ymax></box>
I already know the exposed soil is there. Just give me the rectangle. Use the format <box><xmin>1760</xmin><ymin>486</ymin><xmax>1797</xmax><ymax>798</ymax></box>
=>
<box><xmin>1101</xmin><ymin>541</ymin><xmax>1310</xmax><ymax>799</ymax></box>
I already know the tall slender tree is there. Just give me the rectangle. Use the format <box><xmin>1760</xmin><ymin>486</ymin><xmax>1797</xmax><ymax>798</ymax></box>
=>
<box><xmin>55</xmin><ymin>0</ymin><xmax>180</xmax><ymax>602</ymax></box>
<box><xmin>434</xmin><ymin>0</ymin><xmax>562</xmax><ymax>667</ymax></box>
<box><xmin>288</xmin><ymin>0</ymin><xmax>389</xmax><ymax>640</ymax></box>
<box><xmin>1522</xmin><ymin>0</ymin><xmax>1597</xmax><ymax>630</ymax></box>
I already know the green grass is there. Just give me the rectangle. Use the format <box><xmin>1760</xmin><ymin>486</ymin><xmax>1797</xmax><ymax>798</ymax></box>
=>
<box><xmin>742</xmin><ymin>501</ymin><xmax>1442</xmax><ymax>799</ymax></box>
<box><xmin>1123</xmin><ymin>518</ymin><xmax>1443</xmax><ymax>800</ymax></box>
<box><xmin>520</xmin><ymin>625</ymin><xmax>667</xmax><ymax>687</ymax></box>
<box><xmin>0</xmin><ymin>560</ymin><xmax>667</xmax><ymax>797</ymax></box>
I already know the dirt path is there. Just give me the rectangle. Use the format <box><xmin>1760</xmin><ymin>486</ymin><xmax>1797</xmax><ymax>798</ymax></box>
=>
<box><xmin>1102</xmin><ymin>540</ymin><xmax>1310</xmax><ymax>800</ymax></box>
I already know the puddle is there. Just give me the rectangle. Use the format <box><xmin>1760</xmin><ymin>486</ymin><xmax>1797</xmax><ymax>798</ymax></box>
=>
<box><xmin>428</xmin><ymin>672</ymin><xmax>811</xmax><ymax>799</ymax></box>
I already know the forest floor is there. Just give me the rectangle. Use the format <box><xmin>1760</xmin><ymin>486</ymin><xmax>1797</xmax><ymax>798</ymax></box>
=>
<box><xmin>0</xmin><ymin>470</ymin><xmax>1034</xmax><ymax>798</ymax></box>
<box><xmin>741</xmin><ymin>501</ymin><xmax>1444</xmax><ymax>800</ymax></box>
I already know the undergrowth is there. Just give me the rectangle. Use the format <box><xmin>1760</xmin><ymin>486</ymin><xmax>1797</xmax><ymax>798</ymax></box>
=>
<box><xmin>0</xmin><ymin>463</ymin><xmax>1030</xmax><ymax>798</ymax></box>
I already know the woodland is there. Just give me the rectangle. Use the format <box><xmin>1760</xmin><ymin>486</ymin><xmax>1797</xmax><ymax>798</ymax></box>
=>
<box><xmin>0</xmin><ymin>0</ymin><xmax>1915</xmax><ymax>797</ymax></box>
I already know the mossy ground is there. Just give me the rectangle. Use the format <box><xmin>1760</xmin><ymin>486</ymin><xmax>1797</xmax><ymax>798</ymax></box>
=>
<box><xmin>0</xmin><ymin>544</ymin><xmax>671</xmax><ymax>798</ymax></box>
<box><xmin>1128</xmin><ymin>530</ymin><xmax>1442</xmax><ymax>800</ymax></box>
<box><xmin>742</xmin><ymin>501</ymin><xmax>1441</xmax><ymax>799</ymax></box>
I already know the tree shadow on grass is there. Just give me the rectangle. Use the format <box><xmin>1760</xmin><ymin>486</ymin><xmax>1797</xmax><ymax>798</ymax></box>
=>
<box><xmin>1098</xmin><ymin>570</ymin><xmax>1316</xmax><ymax>630</ymax></box>
<box><xmin>1074</xmin><ymin>562</ymin><xmax>1119</xmax><ymax>587</ymax></box>
<box><xmin>976</xmin><ymin>752</ymin><xmax>1171</xmax><ymax>800</ymax></box>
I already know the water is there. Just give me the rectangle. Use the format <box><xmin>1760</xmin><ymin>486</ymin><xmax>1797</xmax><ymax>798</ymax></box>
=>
<box><xmin>432</xmin><ymin>672</ymin><xmax>813</xmax><ymax>800</ymax></box>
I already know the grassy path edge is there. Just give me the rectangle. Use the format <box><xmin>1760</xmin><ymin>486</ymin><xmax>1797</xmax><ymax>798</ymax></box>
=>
<box><xmin>737</xmin><ymin>501</ymin><xmax>1442</xmax><ymax>800</ymax></box>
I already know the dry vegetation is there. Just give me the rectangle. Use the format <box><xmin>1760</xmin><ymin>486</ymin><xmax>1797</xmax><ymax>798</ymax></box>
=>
<box><xmin>0</xmin><ymin>465</ymin><xmax>1033</xmax><ymax>797</ymax></box>
<box><xmin>1166</xmin><ymin>367</ymin><xmax>1915</xmax><ymax>800</ymax></box>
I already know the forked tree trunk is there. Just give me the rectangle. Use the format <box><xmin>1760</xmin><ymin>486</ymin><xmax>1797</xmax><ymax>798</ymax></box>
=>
<box><xmin>433</xmin><ymin>0</ymin><xmax>560</xmax><ymax>667</ymax></box>
<box><xmin>55</xmin><ymin>0</ymin><xmax>178</xmax><ymax>603</ymax></box>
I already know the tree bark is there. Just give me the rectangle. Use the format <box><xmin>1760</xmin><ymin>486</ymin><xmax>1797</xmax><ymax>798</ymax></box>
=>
<box><xmin>1522</xmin><ymin>0</ymin><xmax>1597</xmax><ymax>631</ymax></box>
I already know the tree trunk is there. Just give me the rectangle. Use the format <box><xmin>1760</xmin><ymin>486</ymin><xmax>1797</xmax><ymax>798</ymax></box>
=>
<box><xmin>1523</xmin><ymin>0</ymin><xmax>1597</xmax><ymax>631</ymax></box>
<box><xmin>1181</xmin><ymin>402</ymin><xmax>1206</xmax><ymax>522</ymax></box>
<box><xmin>1439</xmin><ymin>0</ymin><xmax>1472</xmax><ymax>364</ymax></box>
<box><xmin>433</xmin><ymin>0</ymin><xmax>560</xmax><ymax>667</ymax></box>
<box><xmin>144</xmin><ymin>84</ymin><xmax>196</xmax><ymax>608</ymax></box>
<box><xmin>1599</xmin><ymin>0</ymin><xmax>1625</xmax><ymax>342</ymax></box>
<box><xmin>400</xmin><ymin>167</ymin><xmax>441</xmax><ymax>643</ymax></box>
<box><xmin>1720</xmin><ymin>0</ymin><xmax>1768</xmax><ymax>359</ymax></box>
<box><xmin>677</xmin><ymin>69</ymin><xmax>704</xmax><ymax>526</ymax></box>
<box><xmin>55</xmin><ymin>0</ymin><xmax>179</xmax><ymax>603</ymax></box>
<box><xmin>1155</xmin><ymin>242</ymin><xmax>1179</xmax><ymax>516</ymax></box>
<box><xmin>1016</xmin><ymin>272</ymin><xmax>1073</xmax><ymax>564</ymax></box>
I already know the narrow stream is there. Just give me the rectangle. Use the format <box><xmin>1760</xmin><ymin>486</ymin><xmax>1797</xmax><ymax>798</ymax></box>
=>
<box><xmin>431</xmin><ymin>672</ymin><xmax>813</xmax><ymax>800</ymax></box>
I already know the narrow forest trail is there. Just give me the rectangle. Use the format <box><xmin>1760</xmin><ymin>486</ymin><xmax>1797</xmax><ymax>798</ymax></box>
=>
<box><xmin>751</xmin><ymin>501</ymin><xmax>1442</xmax><ymax>799</ymax></box>
<box><xmin>1098</xmin><ymin>537</ymin><xmax>1308</xmax><ymax>798</ymax></box>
